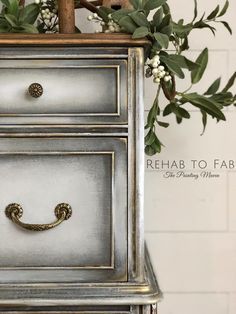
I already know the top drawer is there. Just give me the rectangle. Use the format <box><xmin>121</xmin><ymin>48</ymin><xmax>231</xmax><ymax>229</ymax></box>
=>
<box><xmin>0</xmin><ymin>59</ymin><xmax>128</xmax><ymax>125</ymax></box>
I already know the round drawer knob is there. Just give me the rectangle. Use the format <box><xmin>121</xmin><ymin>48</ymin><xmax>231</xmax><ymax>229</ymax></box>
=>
<box><xmin>28</xmin><ymin>83</ymin><xmax>43</xmax><ymax>98</ymax></box>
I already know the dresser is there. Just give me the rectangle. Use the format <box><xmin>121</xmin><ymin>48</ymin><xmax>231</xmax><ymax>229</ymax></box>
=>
<box><xmin>0</xmin><ymin>34</ymin><xmax>161</xmax><ymax>313</ymax></box>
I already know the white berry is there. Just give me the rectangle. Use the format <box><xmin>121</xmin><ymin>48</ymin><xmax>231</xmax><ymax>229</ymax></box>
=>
<box><xmin>153</xmin><ymin>77</ymin><xmax>161</xmax><ymax>84</ymax></box>
<box><xmin>109</xmin><ymin>25</ymin><xmax>115</xmax><ymax>32</ymax></box>
<box><xmin>158</xmin><ymin>65</ymin><xmax>164</xmax><ymax>71</ymax></box>
<box><xmin>152</xmin><ymin>61</ymin><xmax>159</xmax><ymax>68</ymax></box>
<box><xmin>152</xmin><ymin>68</ymin><xmax>159</xmax><ymax>75</ymax></box>
<box><xmin>153</xmin><ymin>55</ymin><xmax>160</xmax><ymax>62</ymax></box>
<box><xmin>164</xmin><ymin>75</ymin><xmax>172</xmax><ymax>82</ymax></box>
<box><xmin>159</xmin><ymin>71</ymin><xmax>166</xmax><ymax>78</ymax></box>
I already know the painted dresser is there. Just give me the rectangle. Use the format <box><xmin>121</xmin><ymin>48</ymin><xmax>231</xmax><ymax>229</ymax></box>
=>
<box><xmin>0</xmin><ymin>34</ymin><xmax>161</xmax><ymax>314</ymax></box>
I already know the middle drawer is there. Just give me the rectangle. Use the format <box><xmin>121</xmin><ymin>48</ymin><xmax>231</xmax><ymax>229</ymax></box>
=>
<box><xmin>0</xmin><ymin>136</ymin><xmax>127</xmax><ymax>283</ymax></box>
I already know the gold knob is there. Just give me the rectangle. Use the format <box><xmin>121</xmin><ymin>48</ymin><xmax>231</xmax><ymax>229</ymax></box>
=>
<box><xmin>28</xmin><ymin>83</ymin><xmax>43</xmax><ymax>98</ymax></box>
<box><xmin>5</xmin><ymin>203</ymin><xmax>72</xmax><ymax>232</ymax></box>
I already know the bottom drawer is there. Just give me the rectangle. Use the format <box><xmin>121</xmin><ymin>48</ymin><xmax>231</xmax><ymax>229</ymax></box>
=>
<box><xmin>0</xmin><ymin>136</ymin><xmax>127</xmax><ymax>283</ymax></box>
<box><xmin>0</xmin><ymin>304</ymin><xmax>157</xmax><ymax>314</ymax></box>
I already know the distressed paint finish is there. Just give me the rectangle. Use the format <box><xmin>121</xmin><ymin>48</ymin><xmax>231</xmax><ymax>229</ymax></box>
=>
<box><xmin>0</xmin><ymin>36</ymin><xmax>160</xmax><ymax>312</ymax></box>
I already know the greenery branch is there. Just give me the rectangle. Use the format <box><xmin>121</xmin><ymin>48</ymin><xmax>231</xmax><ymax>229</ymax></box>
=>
<box><xmin>97</xmin><ymin>0</ymin><xmax>236</xmax><ymax>155</ymax></box>
<box><xmin>0</xmin><ymin>0</ymin><xmax>235</xmax><ymax>155</ymax></box>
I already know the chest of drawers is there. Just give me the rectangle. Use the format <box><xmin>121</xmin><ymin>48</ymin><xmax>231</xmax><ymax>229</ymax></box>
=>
<box><xmin>0</xmin><ymin>34</ymin><xmax>161</xmax><ymax>313</ymax></box>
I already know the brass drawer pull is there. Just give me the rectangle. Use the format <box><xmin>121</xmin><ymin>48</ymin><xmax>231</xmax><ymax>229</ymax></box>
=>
<box><xmin>28</xmin><ymin>83</ymin><xmax>43</xmax><ymax>98</ymax></box>
<box><xmin>5</xmin><ymin>203</ymin><xmax>72</xmax><ymax>232</ymax></box>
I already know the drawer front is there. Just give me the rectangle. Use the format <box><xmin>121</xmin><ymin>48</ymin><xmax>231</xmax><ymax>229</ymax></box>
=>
<box><xmin>0</xmin><ymin>59</ymin><xmax>127</xmax><ymax>124</ymax></box>
<box><xmin>0</xmin><ymin>305</ymin><xmax>153</xmax><ymax>314</ymax></box>
<box><xmin>0</xmin><ymin>137</ymin><xmax>127</xmax><ymax>283</ymax></box>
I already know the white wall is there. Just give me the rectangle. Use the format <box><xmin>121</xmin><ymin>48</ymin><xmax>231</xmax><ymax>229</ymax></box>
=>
<box><xmin>143</xmin><ymin>1</ymin><xmax>236</xmax><ymax>314</ymax></box>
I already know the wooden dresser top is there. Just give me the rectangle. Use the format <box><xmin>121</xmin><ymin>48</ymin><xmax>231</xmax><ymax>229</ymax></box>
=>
<box><xmin>0</xmin><ymin>33</ymin><xmax>150</xmax><ymax>47</ymax></box>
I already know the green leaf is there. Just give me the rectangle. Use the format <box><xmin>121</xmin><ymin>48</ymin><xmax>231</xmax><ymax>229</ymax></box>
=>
<box><xmin>218</xmin><ymin>0</ymin><xmax>229</xmax><ymax>17</ymax></box>
<box><xmin>4</xmin><ymin>13</ymin><xmax>18</xmax><ymax>27</ymax></box>
<box><xmin>204</xmin><ymin>77</ymin><xmax>221</xmax><ymax>95</ymax></box>
<box><xmin>220</xmin><ymin>21</ymin><xmax>232</xmax><ymax>34</ymax></box>
<box><xmin>97</xmin><ymin>6</ymin><xmax>114</xmax><ymax>23</ymax></box>
<box><xmin>157</xmin><ymin>120</ymin><xmax>169</xmax><ymax>128</ymax></box>
<box><xmin>152</xmin><ymin>7</ymin><xmax>163</xmax><ymax>26</ymax></box>
<box><xmin>193</xmin><ymin>21</ymin><xmax>216</xmax><ymax>35</ymax></box>
<box><xmin>182</xmin><ymin>93</ymin><xmax>226</xmax><ymax>121</ymax></box>
<box><xmin>1</xmin><ymin>0</ymin><xmax>10</xmax><ymax>7</ymax></box>
<box><xmin>21</xmin><ymin>3</ymin><xmax>39</xmax><ymax>24</ymax></box>
<box><xmin>167</xmin><ymin>54</ymin><xmax>200</xmax><ymax>71</ymax></box>
<box><xmin>152</xmin><ymin>137</ymin><xmax>163</xmax><ymax>153</ymax></box>
<box><xmin>0</xmin><ymin>19</ymin><xmax>11</xmax><ymax>32</ymax></box>
<box><xmin>176</xmin><ymin>116</ymin><xmax>183</xmax><ymax>124</ymax></box>
<box><xmin>154</xmin><ymin>32</ymin><xmax>169</xmax><ymax>48</ymax></box>
<box><xmin>207</xmin><ymin>5</ymin><xmax>220</xmax><ymax>20</ymax></box>
<box><xmin>143</xmin><ymin>0</ymin><xmax>167</xmax><ymax>11</ymax></box>
<box><xmin>118</xmin><ymin>15</ymin><xmax>138</xmax><ymax>33</ymax></box>
<box><xmin>172</xmin><ymin>22</ymin><xmax>193</xmax><ymax>37</ymax></box>
<box><xmin>19</xmin><ymin>23</ymin><xmax>39</xmax><ymax>33</ymax></box>
<box><xmin>160</xmin><ymin>55</ymin><xmax>185</xmax><ymax>78</ymax></box>
<box><xmin>147</xmin><ymin>100</ymin><xmax>158</xmax><ymax>126</ymax></box>
<box><xmin>111</xmin><ymin>8</ymin><xmax>134</xmax><ymax>21</ymax></box>
<box><xmin>163</xmin><ymin>103</ymin><xmax>172</xmax><ymax>116</ymax></box>
<box><xmin>6</xmin><ymin>0</ymin><xmax>19</xmax><ymax>15</ymax></box>
<box><xmin>162</xmin><ymin>3</ymin><xmax>170</xmax><ymax>14</ymax></box>
<box><xmin>200</xmin><ymin>110</ymin><xmax>208</xmax><ymax>135</ymax></box>
<box><xmin>178</xmin><ymin>107</ymin><xmax>191</xmax><ymax>119</ymax></box>
<box><xmin>180</xmin><ymin>36</ymin><xmax>189</xmax><ymax>51</ymax></box>
<box><xmin>161</xmin><ymin>24</ymin><xmax>172</xmax><ymax>36</ymax></box>
<box><xmin>129</xmin><ymin>11</ymin><xmax>149</xmax><ymax>27</ymax></box>
<box><xmin>145</xmin><ymin>145</ymin><xmax>156</xmax><ymax>156</ymax></box>
<box><xmin>158</xmin><ymin>13</ymin><xmax>171</xmax><ymax>29</ymax></box>
<box><xmin>145</xmin><ymin>129</ymin><xmax>156</xmax><ymax>145</ymax></box>
<box><xmin>193</xmin><ymin>0</ymin><xmax>198</xmax><ymax>22</ymax></box>
<box><xmin>191</xmin><ymin>48</ymin><xmax>208</xmax><ymax>84</ymax></box>
<box><xmin>210</xmin><ymin>92</ymin><xmax>233</xmax><ymax>105</ymax></box>
<box><xmin>222</xmin><ymin>72</ymin><xmax>236</xmax><ymax>92</ymax></box>
<box><xmin>184</xmin><ymin>57</ymin><xmax>200</xmax><ymax>71</ymax></box>
<box><xmin>169</xmin><ymin>103</ymin><xmax>182</xmax><ymax>118</ymax></box>
<box><xmin>132</xmin><ymin>26</ymin><xmax>149</xmax><ymax>38</ymax></box>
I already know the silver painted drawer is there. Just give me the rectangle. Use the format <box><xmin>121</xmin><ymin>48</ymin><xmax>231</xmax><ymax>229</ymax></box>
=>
<box><xmin>0</xmin><ymin>59</ymin><xmax>127</xmax><ymax>124</ymax></box>
<box><xmin>0</xmin><ymin>137</ymin><xmax>127</xmax><ymax>283</ymax></box>
<box><xmin>0</xmin><ymin>305</ymin><xmax>156</xmax><ymax>314</ymax></box>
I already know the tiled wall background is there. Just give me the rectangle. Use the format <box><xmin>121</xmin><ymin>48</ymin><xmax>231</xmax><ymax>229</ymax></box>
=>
<box><xmin>16</xmin><ymin>0</ymin><xmax>236</xmax><ymax>312</ymax></box>
<box><xmin>143</xmin><ymin>1</ymin><xmax>236</xmax><ymax>314</ymax></box>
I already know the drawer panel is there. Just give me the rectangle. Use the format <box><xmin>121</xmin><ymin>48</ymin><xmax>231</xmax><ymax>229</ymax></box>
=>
<box><xmin>0</xmin><ymin>137</ymin><xmax>127</xmax><ymax>283</ymax></box>
<box><xmin>0</xmin><ymin>59</ymin><xmax>127</xmax><ymax>124</ymax></box>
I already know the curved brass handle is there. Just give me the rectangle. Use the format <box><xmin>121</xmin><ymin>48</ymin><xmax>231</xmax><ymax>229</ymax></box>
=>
<box><xmin>5</xmin><ymin>203</ymin><xmax>72</xmax><ymax>232</ymax></box>
<box><xmin>28</xmin><ymin>83</ymin><xmax>43</xmax><ymax>98</ymax></box>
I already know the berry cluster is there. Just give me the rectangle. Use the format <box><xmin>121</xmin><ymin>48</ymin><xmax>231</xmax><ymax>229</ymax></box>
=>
<box><xmin>87</xmin><ymin>13</ymin><xmax>121</xmax><ymax>33</ymax></box>
<box><xmin>145</xmin><ymin>53</ymin><xmax>172</xmax><ymax>84</ymax></box>
<box><xmin>35</xmin><ymin>0</ymin><xmax>58</xmax><ymax>33</ymax></box>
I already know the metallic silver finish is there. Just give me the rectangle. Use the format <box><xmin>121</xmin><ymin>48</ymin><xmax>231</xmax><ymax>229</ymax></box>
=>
<box><xmin>0</xmin><ymin>246</ymin><xmax>162</xmax><ymax>308</ymax></box>
<box><xmin>127</xmin><ymin>48</ymin><xmax>145</xmax><ymax>282</ymax></box>
<box><xmin>0</xmin><ymin>136</ymin><xmax>127</xmax><ymax>283</ymax></box>
<box><xmin>0</xmin><ymin>44</ymin><xmax>161</xmax><ymax>312</ymax></box>
<box><xmin>0</xmin><ymin>59</ymin><xmax>128</xmax><ymax>125</ymax></box>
